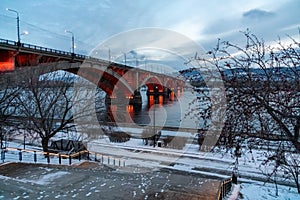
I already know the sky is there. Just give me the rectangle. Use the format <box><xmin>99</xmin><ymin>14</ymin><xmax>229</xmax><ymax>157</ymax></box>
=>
<box><xmin>0</xmin><ymin>0</ymin><xmax>299</xmax><ymax>67</ymax></box>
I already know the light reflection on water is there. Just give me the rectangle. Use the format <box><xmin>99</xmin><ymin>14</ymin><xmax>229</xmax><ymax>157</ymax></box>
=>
<box><xmin>99</xmin><ymin>89</ymin><xmax>207</xmax><ymax>129</ymax></box>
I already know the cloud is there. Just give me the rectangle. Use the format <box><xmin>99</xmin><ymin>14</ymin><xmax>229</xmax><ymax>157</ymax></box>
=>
<box><xmin>199</xmin><ymin>0</ymin><xmax>300</xmax><ymax>50</ymax></box>
<box><xmin>243</xmin><ymin>9</ymin><xmax>275</xmax><ymax>19</ymax></box>
<box><xmin>1</xmin><ymin>0</ymin><xmax>298</xmax><ymax>56</ymax></box>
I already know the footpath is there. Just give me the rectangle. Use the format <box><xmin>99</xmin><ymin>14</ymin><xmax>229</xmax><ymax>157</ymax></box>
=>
<box><xmin>0</xmin><ymin>161</ymin><xmax>220</xmax><ymax>200</ymax></box>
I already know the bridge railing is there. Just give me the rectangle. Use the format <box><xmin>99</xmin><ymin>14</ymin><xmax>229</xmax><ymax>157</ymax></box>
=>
<box><xmin>216</xmin><ymin>177</ymin><xmax>233</xmax><ymax>200</ymax></box>
<box><xmin>0</xmin><ymin>38</ymin><xmax>89</xmax><ymax>60</ymax></box>
<box><xmin>0</xmin><ymin>38</ymin><xmax>17</xmax><ymax>46</ymax></box>
<box><xmin>1</xmin><ymin>147</ymin><xmax>126</xmax><ymax>167</ymax></box>
<box><xmin>0</xmin><ymin>38</ymin><xmax>185</xmax><ymax>80</ymax></box>
<box><xmin>22</xmin><ymin>43</ymin><xmax>72</xmax><ymax>56</ymax></box>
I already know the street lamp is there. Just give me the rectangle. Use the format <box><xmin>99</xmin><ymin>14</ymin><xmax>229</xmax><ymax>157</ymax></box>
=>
<box><xmin>122</xmin><ymin>52</ymin><xmax>127</xmax><ymax>66</ymax></box>
<box><xmin>103</xmin><ymin>45</ymin><xmax>111</xmax><ymax>63</ymax></box>
<box><xmin>65</xmin><ymin>30</ymin><xmax>75</xmax><ymax>55</ymax></box>
<box><xmin>142</xmin><ymin>56</ymin><xmax>147</xmax><ymax>70</ymax></box>
<box><xmin>21</xmin><ymin>30</ymin><xmax>29</xmax><ymax>39</ymax></box>
<box><xmin>6</xmin><ymin>8</ymin><xmax>20</xmax><ymax>46</ymax></box>
<box><xmin>108</xmin><ymin>47</ymin><xmax>111</xmax><ymax>63</ymax></box>
<box><xmin>21</xmin><ymin>30</ymin><xmax>29</xmax><ymax>35</ymax></box>
<box><xmin>135</xmin><ymin>57</ymin><xmax>138</xmax><ymax>67</ymax></box>
<box><xmin>153</xmin><ymin>102</ymin><xmax>156</xmax><ymax>147</ymax></box>
<box><xmin>152</xmin><ymin>85</ymin><xmax>159</xmax><ymax>147</ymax></box>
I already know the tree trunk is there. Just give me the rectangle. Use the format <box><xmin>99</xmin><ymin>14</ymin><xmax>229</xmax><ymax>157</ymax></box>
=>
<box><xmin>295</xmin><ymin>173</ymin><xmax>300</xmax><ymax>194</ymax></box>
<box><xmin>274</xmin><ymin>174</ymin><xmax>278</xmax><ymax>197</ymax></box>
<box><xmin>294</xmin><ymin>121</ymin><xmax>299</xmax><ymax>142</ymax></box>
<box><xmin>41</xmin><ymin>137</ymin><xmax>49</xmax><ymax>152</ymax></box>
<box><xmin>0</xmin><ymin>134</ymin><xmax>3</xmax><ymax>149</ymax></box>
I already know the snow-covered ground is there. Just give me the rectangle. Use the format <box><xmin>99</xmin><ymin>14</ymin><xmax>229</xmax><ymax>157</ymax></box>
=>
<box><xmin>1</xmin><ymin>141</ymin><xmax>82</xmax><ymax>166</ymax></box>
<box><xmin>238</xmin><ymin>182</ymin><xmax>299</xmax><ymax>200</ymax></box>
<box><xmin>227</xmin><ymin>183</ymin><xmax>299</xmax><ymax>200</ymax></box>
<box><xmin>87</xmin><ymin>135</ymin><xmax>300</xmax><ymax>199</ymax></box>
<box><xmin>1</xmin><ymin>130</ymin><xmax>299</xmax><ymax>199</ymax></box>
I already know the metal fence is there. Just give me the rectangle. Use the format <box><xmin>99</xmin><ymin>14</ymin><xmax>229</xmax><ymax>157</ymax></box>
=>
<box><xmin>216</xmin><ymin>177</ymin><xmax>233</xmax><ymax>200</ymax></box>
<box><xmin>0</xmin><ymin>147</ymin><xmax>125</xmax><ymax>167</ymax></box>
<box><xmin>0</xmin><ymin>38</ymin><xmax>184</xmax><ymax>78</ymax></box>
<box><xmin>0</xmin><ymin>38</ymin><xmax>91</xmax><ymax>61</ymax></box>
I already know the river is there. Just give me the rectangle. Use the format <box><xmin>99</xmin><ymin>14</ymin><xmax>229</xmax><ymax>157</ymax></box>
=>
<box><xmin>100</xmin><ymin>88</ymin><xmax>206</xmax><ymax>130</ymax></box>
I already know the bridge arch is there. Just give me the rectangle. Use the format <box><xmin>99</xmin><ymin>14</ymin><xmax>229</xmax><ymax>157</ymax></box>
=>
<box><xmin>9</xmin><ymin>61</ymin><xmax>138</xmax><ymax>109</ymax></box>
<box><xmin>164</xmin><ymin>79</ymin><xmax>176</xmax><ymax>91</ymax></box>
<box><xmin>66</xmin><ymin>63</ymin><xmax>135</xmax><ymax>100</ymax></box>
<box><xmin>141</xmin><ymin>75</ymin><xmax>164</xmax><ymax>93</ymax></box>
<box><xmin>139</xmin><ymin>75</ymin><xmax>177</xmax><ymax>105</ymax></box>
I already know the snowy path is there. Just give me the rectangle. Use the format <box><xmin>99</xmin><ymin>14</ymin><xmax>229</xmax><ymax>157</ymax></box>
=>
<box><xmin>88</xmin><ymin>138</ymin><xmax>297</xmax><ymax>187</ymax></box>
<box><xmin>0</xmin><ymin>162</ymin><xmax>220</xmax><ymax>200</ymax></box>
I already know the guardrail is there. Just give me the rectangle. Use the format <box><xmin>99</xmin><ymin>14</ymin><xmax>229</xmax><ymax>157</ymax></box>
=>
<box><xmin>0</xmin><ymin>38</ymin><xmax>88</xmax><ymax>60</ymax></box>
<box><xmin>0</xmin><ymin>38</ymin><xmax>185</xmax><ymax>79</ymax></box>
<box><xmin>22</xmin><ymin>43</ymin><xmax>73</xmax><ymax>57</ymax></box>
<box><xmin>0</xmin><ymin>38</ymin><xmax>17</xmax><ymax>46</ymax></box>
<box><xmin>0</xmin><ymin>147</ymin><xmax>125</xmax><ymax>167</ymax></box>
<box><xmin>216</xmin><ymin>177</ymin><xmax>233</xmax><ymax>200</ymax></box>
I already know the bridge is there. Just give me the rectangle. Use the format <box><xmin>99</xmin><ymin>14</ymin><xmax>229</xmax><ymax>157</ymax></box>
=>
<box><xmin>0</xmin><ymin>38</ymin><xmax>185</xmax><ymax>106</ymax></box>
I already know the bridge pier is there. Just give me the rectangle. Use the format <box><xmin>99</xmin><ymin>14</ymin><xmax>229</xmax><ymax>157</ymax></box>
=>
<box><xmin>105</xmin><ymin>90</ymin><xmax>142</xmax><ymax>117</ymax></box>
<box><xmin>146</xmin><ymin>86</ymin><xmax>176</xmax><ymax>105</ymax></box>
<box><xmin>129</xmin><ymin>90</ymin><xmax>142</xmax><ymax>106</ymax></box>
<box><xmin>163</xmin><ymin>88</ymin><xmax>177</xmax><ymax>103</ymax></box>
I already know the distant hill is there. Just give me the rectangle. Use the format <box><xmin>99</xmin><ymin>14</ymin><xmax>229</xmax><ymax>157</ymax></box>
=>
<box><xmin>180</xmin><ymin>66</ymin><xmax>300</xmax><ymax>87</ymax></box>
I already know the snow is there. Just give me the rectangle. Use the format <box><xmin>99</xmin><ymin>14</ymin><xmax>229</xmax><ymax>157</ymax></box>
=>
<box><xmin>0</xmin><ymin>171</ymin><xmax>70</xmax><ymax>186</ymax></box>
<box><xmin>34</xmin><ymin>171</ymin><xmax>70</xmax><ymax>185</ymax></box>
<box><xmin>1</xmin><ymin>140</ymin><xmax>81</xmax><ymax>165</ymax></box>
<box><xmin>0</xmin><ymin>174</ymin><xmax>29</xmax><ymax>184</ymax></box>
<box><xmin>227</xmin><ymin>184</ymin><xmax>240</xmax><ymax>200</ymax></box>
<box><xmin>87</xmin><ymin>135</ymin><xmax>300</xmax><ymax>199</ymax></box>
<box><xmin>1</xmin><ymin>128</ymin><xmax>299</xmax><ymax>199</ymax></box>
<box><xmin>239</xmin><ymin>182</ymin><xmax>299</xmax><ymax>200</ymax></box>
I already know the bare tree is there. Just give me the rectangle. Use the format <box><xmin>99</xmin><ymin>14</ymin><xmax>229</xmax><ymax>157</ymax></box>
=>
<box><xmin>260</xmin><ymin>142</ymin><xmax>300</xmax><ymax>194</ymax></box>
<box><xmin>194</xmin><ymin>30</ymin><xmax>300</xmax><ymax>147</ymax></box>
<box><xmin>0</xmin><ymin>77</ymin><xmax>20</xmax><ymax>148</ymax></box>
<box><xmin>14</xmin><ymin>69</ymin><xmax>95</xmax><ymax>152</ymax></box>
<box><xmin>190</xmin><ymin>30</ymin><xmax>300</xmax><ymax>192</ymax></box>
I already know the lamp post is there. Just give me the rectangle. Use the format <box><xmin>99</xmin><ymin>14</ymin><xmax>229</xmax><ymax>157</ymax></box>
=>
<box><xmin>153</xmin><ymin>85</ymin><xmax>158</xmax><ymax>147</ymax></box>
<box><xmin>153</xmin><ymin>102</ymin><xmax>156</xmax><ymax>147</ymax></box>
<box><xmin>6</xmin><ymin>8</ymin><xmax>20</xmax><ymax>46</ymax></box>
<box><xmin>108</xmin><ymin>48</ymin><xmax>111</xmax><ymax>63</ymax></box>
<box><xmin>122</xmin><ymin>52</ymin><xmax>127</xmax><ymax>66</ymax></box>
<box><xmin>103</xmin><ymin>45</ymin><xmax>111</xmax><ymax>63</ymax></box>
<box><xmin>135</xmin><ymin>57</ymin><xmax>138</xmax><ymax>67</ymax></box>
<box><xmin>65</xmin><ymin>30</ymin><xmax>75</xmax><ymax>55</ymax></box>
